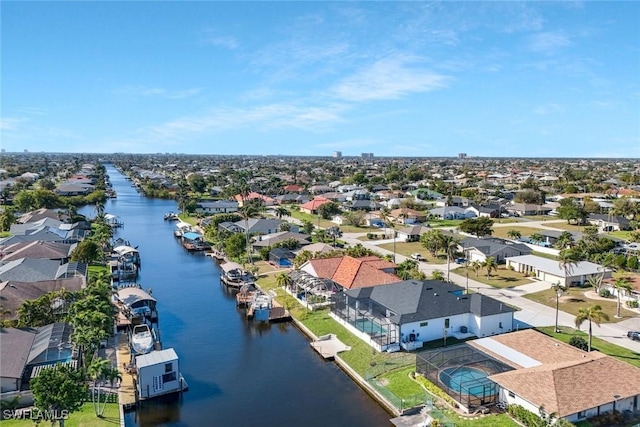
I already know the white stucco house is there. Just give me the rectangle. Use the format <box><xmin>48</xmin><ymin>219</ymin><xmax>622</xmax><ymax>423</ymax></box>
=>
<box><xmin>505</xmin><ymin>254</ymin><xmax>611</xmax><ymax>286</ymax></box>
<box><xmin>330</xmin><ymin>279</ymin><xmax>515</xmax><ymax>352</ymax></box>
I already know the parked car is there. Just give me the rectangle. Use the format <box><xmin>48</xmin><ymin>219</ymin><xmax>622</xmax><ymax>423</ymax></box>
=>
<box><xmin>410</xmin><ymin>253</ymin><xmax>425</xmax><ymax>261</ymax></box>
<box><xmin>627</xmin><ymin>331</ymin><xmax>640</xmax><ymax>341</ymax></box>
<box><xmin>455</xmin><ymin>258</ymin><xmax>467</xmax><ymax>264</ymax></box>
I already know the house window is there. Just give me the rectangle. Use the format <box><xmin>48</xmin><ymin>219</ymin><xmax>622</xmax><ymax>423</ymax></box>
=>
<box><xmin>163</xmin><ymin>372</ymin><xmax>177</xmax><ymax>383</ymax></box>
<box><xmin>444</xmin><ymin>318</ymin><xmax>450</xmax><ymax>328</ymax></box>
<box><xmin>578</xmin><ymin>411</ymin><xmax>586</xmax><ymax>419</ymax></box>
<box><xmin>508</xmin><ymin>391</ymin><xmax>515</xmax><ymax>398</ymax></box>
<box><xmin>420</xmin><ymin>322</ymin><xmax>428</xmax><ymax>327</ymax></box>
<box><xmin>165</xmin><ymin>363</ymin><xmax>173</xmax><ymax>373</ymax></box>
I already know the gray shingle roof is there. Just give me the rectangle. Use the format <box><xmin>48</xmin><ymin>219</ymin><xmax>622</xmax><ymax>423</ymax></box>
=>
<box><xmin>0</xmin><ymin>258</ymin><xmax>63</xmax><ymax>282</ymax></box>
<box><xmin>0</xmin><ymin>327</ymin><xmax>37</xmax><ymax>379</ymax></box>
<box><xmin>345</xmin><ymin>280</ymin><xmax>515</xmax><ymax>324</ymax></box>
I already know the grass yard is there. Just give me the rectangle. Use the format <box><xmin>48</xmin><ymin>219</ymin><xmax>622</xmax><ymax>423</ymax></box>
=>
<box><xmin>0</xmin><ymin>402</ymin><xmax>120</xmax><ymax>426</ymax></box>
<box><xmin>377</xmin><ymin>241</ymin><xmax>447</xmax><ymax>264</ymax></box>
<box><xmin>427</xmin><ymin>219</ymin><xmax>463</xmax><ymax>228</ymax></box>
<box><xmin>377</xmin><ymin>366</ymin><xmax>425</xmax><ymax>400</ymax></box>
<box><xmin>537</xmin><ymin>326</ymin><xmax>640</xmax><ymax>368</ymax></box>
<box><xmin>490</xmin><ymin>226</ymin><xmax>549</xmax><ymax>239</ymax></box>
<box><xmin>525</xmin><ymin>287</ymin><xmax>637</xmax><ymax>323</ymax></box>
<box><xmin>285</xmin><ymin>209</ymin><xmax>371</xmax><ymax>233</ymax></box>
<box><xmin>543</xmin><ymin>222</ymin><xmax>590</xmax><ymax>232</ymax></box>
<box><xmin>607</xmin><ymin>230</ymin><xmax>634</xmax><ymax>241</ymax></box>
<box><xmin>467</xmin><ymin>267</ymin><xmax>535</xmax><ymax>288</ymax></box>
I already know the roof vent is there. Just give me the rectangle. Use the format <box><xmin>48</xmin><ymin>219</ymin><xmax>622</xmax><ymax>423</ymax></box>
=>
<box><xmin>434</xmin><ymin>293</ymin><xmax>438</xmax><ymax>296</ymax></box>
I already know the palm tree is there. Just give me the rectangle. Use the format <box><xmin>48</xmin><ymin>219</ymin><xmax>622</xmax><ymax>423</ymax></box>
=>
<box><xmin>551</xmin><ymin>282</ymin><xmax>566</xmax><ymax>332</ymax></box>
<box><xmin>506</xmin><ymin>229</ymin><xmax>521</xmax><ymax>240</ymax></box>
<box><xmin>574</xmin><ymin>304</ymin><xmax>610</xmax><ymax>352</ymax></box>
<box><xmin>442</xmin><ymin>234</ymin><xmax>460</xmax><ymax>282</ymax></box>
<box><xmin>88</xmin><ymin>358</ymin><xmax>111</xmax><ymax>417</ymax></box>
<box><xmin>380</xmin><ymin>208</ymin><xmax>397</xmax><ymax>263</ymax></box>
<box><xmin>558</xmin><ymin>249</ymin><xmax>582</xmax><ymax>285</ymax></box>
<box><xmin>612</xmin><ymin>277</ymin><xmax>633</xmax><ymax>318</ymax></box>
<box><xmin>554</xmin><ymin>231</ymin><xmax>574</xmax><ymax>249</ymax></box>
<box><xmin>529</xmin><ymin>233</ymin><xmax>545</xmax><ymax>246</ymax></box>
<box><xmin>483</xmin><ymin>256</ymin><xmax>497</xmax><ymax>279</ymax></box>
<box><xmin>274</xmin><ymin>206</ymin><xmax>290</xmax><ymax>220</ymax></box>
<box><xmin>471</xmin><ymin>260</ymin><xmax>482</xmax><ymax>277</ymax></box>
<box><xmin>239</xmin><ymin>202</ymin><xmax>260</xmax><ymax>265</ymax></box>
<box><xmin>275</xmin><ymin>272</ymin><xmax>293</xmax><ymax>291</ymax></box>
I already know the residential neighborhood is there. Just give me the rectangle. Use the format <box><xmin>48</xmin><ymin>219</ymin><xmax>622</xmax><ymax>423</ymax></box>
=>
<box><xmin>0</xmin><ymin>153</ymin><xmax>639</xmax><ymax>427</ymax></box>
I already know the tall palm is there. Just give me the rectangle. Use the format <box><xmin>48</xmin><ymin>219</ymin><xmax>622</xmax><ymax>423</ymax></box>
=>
<box><xmin>554</xmin><ymin>231</ymin><xmax>574</xmax><ymax>249</ymax></box>
<box><xmin>574</xmin><ymin>304</ymin><xmax>609</xmax><ymax>352</ymax></box>
<box><xmin>275</xmin><ymin>272</ymin><xmax>293</xmax><ymax>291</ymax></box>
<box><xmin>274</xmin><ymin>206</ymin><xmax>290</xmax><ymax>220</ymax></box>
<box><xmin>240</xmin><ymin>202</ymin><xmax>260</xmax><ymax>265</ymax></box>
<box><xmin>471</xmin><ymin>260</ymin><xmax>482</xmax><ymax>277</ymax></box>
<box><xmin>88</xmin><ymin>358</ymin><xmax>111</xmax><ymax>417</ymax></box>
<box><xmin>558</xmin><ymin>249</ymin><xmax>582</xmax><ymax>285</ymax></box>
<box><xmin>612</xmin><ymin>277</ymin><xmax>633</xmax><ymax>318</ymax></box>
<box><xmin>529</xmin><ymin>233</ymin><xmax>545</xmax><ymax>246</ymax></box>
<box><xmin>483</xmin><ymin>256</ymin><xmax>497</xmax><ymax>279</ymax></box>
<box><xmin>551</xmin><ymin>282</ymin><xmax>566</xmax><ymax>332</ymax></box>
<box><xmin>442</xmin><ymin>234</ymin><xmax>460</xmax><ymax>282</ymax></box>
<box><xmin>380</xmin><ymin>208</ymin><xmax>396</xmax><ymax>263</ymax></box>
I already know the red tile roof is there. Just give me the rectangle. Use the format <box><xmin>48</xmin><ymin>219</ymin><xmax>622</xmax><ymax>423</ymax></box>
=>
<box><xmin>308</xmin><ymin>255</ymin><xmax>399</xmax><ymax>289</ymax></box>
<box><xmin>299</xmin><ymin>197</ymin><xmax>331</xmax><ymax>211</ymax></box>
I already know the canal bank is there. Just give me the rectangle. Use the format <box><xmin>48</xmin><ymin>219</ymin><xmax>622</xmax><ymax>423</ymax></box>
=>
<box><xmin>99</xmin><ymin>164</ymin><xmax>392</xmax><ymax>427</ymax></box>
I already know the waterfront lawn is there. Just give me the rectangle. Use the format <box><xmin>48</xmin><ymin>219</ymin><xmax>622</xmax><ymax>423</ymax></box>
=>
<box><xmin>467</xmin><ymin>267</ymin><xmax>533</xmax><ymax>288</ymax></box>
<box><xmin>537</xmin><ymin>326</ymin><xmax>640</xmax><ymax>368</ymax></box>
<box><xmin>0</xmin><ymin>402</ymin><xmax>120</xmax><ymax>427</ymax></box>
<box><xmin>377</xmin><ymin>366</ymin><xmax>424</xmax><ymax>400</ymax></box>
<box><xmin>377</xmin><ymin>241</ymin><xmax>447</xmax><ymax>264</ymax></box>
<box><xmin>525</xmin><ymin>288</ymin><xmax>636</xmax><ymax>323</ymax></box>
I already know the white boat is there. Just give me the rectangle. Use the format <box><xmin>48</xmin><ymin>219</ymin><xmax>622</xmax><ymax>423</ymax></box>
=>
<box><xmin>131</xmin><ymin>324</ymin><xmax>155</xmax><ymax>355</ymax></box>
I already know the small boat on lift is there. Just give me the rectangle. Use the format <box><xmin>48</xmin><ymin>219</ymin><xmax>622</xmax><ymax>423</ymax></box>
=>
<box><xmin>131</xmin><ymin>324</ymin><xmax>155</xmax><ymax>355</ymax></box>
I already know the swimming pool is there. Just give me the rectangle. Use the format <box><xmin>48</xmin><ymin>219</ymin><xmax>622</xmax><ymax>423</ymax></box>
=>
<box><xmin>353</xmin><ymin>318</ymin><xmax>386</xmax><ymax>335</ymax></box>
<box><xmin>439</xmin><ymin>367</ymin><xmax>492</xmax><ymax>398</ymax></box>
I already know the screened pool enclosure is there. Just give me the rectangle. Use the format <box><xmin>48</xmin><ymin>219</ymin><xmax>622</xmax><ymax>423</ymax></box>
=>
<box><xmin>416</xmin><ymin>344</ymin><xmax>513</xmax><ymax>410</ymax></box>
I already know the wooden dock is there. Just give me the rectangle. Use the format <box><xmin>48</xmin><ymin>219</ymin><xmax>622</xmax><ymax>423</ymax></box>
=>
<box><xmin>115</xmin><ymin>333</ymin><xmax>137</xmax><ymax>409</ymax></box>
<box><xmin>269</xmin><ymin>299</ymin><xmax>291</xmax><ymax>322</ymax></box>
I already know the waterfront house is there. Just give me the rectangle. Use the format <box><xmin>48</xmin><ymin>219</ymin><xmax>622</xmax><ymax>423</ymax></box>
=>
<box><xmin>472</xmin><ymin>330</ymin><xmax>640</xmax><ymax>424</ymax></box>
<box><xmin>195</xmin><ymin>200</ymin><xmax>239</xmax><ymax>215</ymax></box>
<box><xmin>268</xmin><ymin>247</ymin><xmax>296</xmax><ymax>268</ymax></box>
<box><xmin>0</xmin><ymin>258</ymin><xmax>87</xmax><ymax>282</ymax></box>
<box><xmin>460</xmin><ymin>237</ymin><xmax>532</xmax><ymax>264</ymax></box>
<box><xmin>331</xmin><ymin>279</ymin><xmax>515</xmax><ymax>352</ymax></box>
<box><xmin>251</xmin><ymin>231</ymin><xmax>309</xmax><ymax>251</ymax></box>
<box><xmin>17</xmin><ymin>208</ymin><xmax>70</xmax><ymax>224</ymax></box>
<box><xmin>0</xmin><ymin>241</ymin><xmax>76</xmax><ymax>264</ymax></box>
<box><xmin>0</xmin><ymin>276</ymin><xmax>86</xmax><ymax>321</ymax></box>
<box><xmin>0</xmin><ymin>322</ymin><xmax>76</xmax><ymax>393</ymax></box>
<box><xmin>299</xmin><ymin>255</ymin><xmax>399</xmax><ymax>291</ymax></box>
<box><xmin>505</xmin><ymin>254</ymin><xmax>611</xmax><ymax>287</ymax></box>
<box><xmin>235</xmin><ymin>218</ymin><xmax>284</xmax><ymax>236</ymax></box>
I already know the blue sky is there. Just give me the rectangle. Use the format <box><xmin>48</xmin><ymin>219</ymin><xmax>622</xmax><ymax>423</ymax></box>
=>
<box><xmin>1</xmin><ymin>1</ymin><xmax>639</xmax><ymax>157</ymax></box>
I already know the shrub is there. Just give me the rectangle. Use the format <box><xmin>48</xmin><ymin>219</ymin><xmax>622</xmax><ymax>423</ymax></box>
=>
<box><xmin>627</xmin><ymin>300</ymin><xmax>639</xmax><ymax>308</ymax></box>
<box><xmin>569</xmin><ymin>336</ymin><xmax>588</xmax><ymax>351</ymax></box>
<box><xmin>413</xmin><ymin>374</ymin><xmax>457</xmax><ymax>407</ymax></box>
<box><xmin>599</xmin><ymin>288</ymin><xmax>612</xmax><ymax>298</ymax></box>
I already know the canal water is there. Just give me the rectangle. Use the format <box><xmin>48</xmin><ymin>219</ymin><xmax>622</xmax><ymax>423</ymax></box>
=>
<box><xmin>93</xmin><ymin>164</ymin><xmax>391</xmax><ymax>427</ymax></box>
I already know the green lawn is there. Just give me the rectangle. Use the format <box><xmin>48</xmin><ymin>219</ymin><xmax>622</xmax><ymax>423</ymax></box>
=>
<box><xmin>377</xmin><ymin>241</ymin><xmax>447</xmax><ymax>264</ymax></box>
<box><xmin>467</xmin><ymin>267</ymin><xmax>535</xmax><ymax>288</ymax></box>
<box><xmin>377</xmin><ymin>366</ymin><xmax>425</xmax><ymax>399</ymax></box>
<box><xmin>525</xmin><ymin>287</ymin><xmax>637</xmax><ymax>323</ymax></box>
<box><xmin>537</xmin><ymin>326</ymin><xmax>640</xmax><ymax>368</ymax></box>
<box><xmin>543</xmin><ymin>222</ymin><xmax>589</xmax><ymax>232</ymax></box>
<box><xmin>427</xmin><ymin>219</ymin><xmax>463</xmax><ymax>228</ymax></box>
<box><xmin>0</xmin><ymin>402</ymin><xmax>120</xmax><ymax>426</ymax></box>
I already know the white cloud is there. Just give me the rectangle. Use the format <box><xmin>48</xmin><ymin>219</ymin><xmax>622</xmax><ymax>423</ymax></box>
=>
<box><xmin>528</xmin><ymin>31</ymin><xmax>572</xmax><ymax>54</ymax></box>
<box><xmin>114</xmin><ymin>86</ymin><xmax>201</xmax><ymax>99</ymax></box>
<box><xmin>0</xmin><ymin>117</ymin><xmax>27</xmax><ymax>131</ymax></box>
<box><xmin>533</xmin><ymin>103</ymin><xmax>566</xmax><ymax>115</ymax></box>
<box><xmin>332</xmin><ymin>55</ymin><xmax>449</xmax><ymax>102</ymax></box>
<box><xmin>206</xmin><ymin>36</ymin><xmax>239</xmax><ymax>50</ymax></box>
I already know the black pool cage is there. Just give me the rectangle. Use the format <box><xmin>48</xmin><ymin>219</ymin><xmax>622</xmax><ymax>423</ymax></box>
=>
<box><xmin>416</xmin><ymin>344</ymin><xmax>513</xmax><ymax>410</ymax></box>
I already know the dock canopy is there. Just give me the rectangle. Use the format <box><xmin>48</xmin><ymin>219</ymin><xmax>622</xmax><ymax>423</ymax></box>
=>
<box><xmin>182</xmin><ymin>232</ymin><xmax>202</xmax><ymax>241</ymax></box>
<box><xmin>220</xmin><ymin>262</ymin><xmax>243</xmax><ymax>273</ymax></box>
<box><xmin>117</xmin><ymin>287</ymin><xmax>155</xmax><ymax>305</ymax></box>
<box><xmin>113</xmin><ymin>245</ymin><xmax>139</xmax><ymax>256</ymax></box>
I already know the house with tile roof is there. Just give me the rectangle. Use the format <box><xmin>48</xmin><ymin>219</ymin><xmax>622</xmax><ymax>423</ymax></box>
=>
<box><xmin>234</xmin><ymin>192</ymin><xmax>275</xmax><ymax>207</ymax></box>
<box><xmin>299</xmin><ymin>255</ymin><xmax>399</xmax><ymax>291</ymax></box>
<box><xmin>299</xmin><ymin>197</ymin><xmax>332</xmax><ymax>215</ymax></box>
<box><xmin>332</xmin><ymin>279</ymin><xmax>515</xmax><ymax>352</ymax></box>
<box><xmin>471</xmin><ymin>329</ymin><xmax>640</xmax><ymax>424</ymax></box>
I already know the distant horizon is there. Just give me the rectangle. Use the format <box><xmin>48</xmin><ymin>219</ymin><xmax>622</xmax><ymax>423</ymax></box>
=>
<box><xmin>2</xmin><ymin>2</ymin><xmax>639</xmax><ymax>157</ymax></box>
<box><xmin>2</xmin><ymin>150</ymin><xmax>639</xmax><ymax>161</ymax></box>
